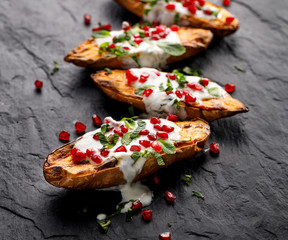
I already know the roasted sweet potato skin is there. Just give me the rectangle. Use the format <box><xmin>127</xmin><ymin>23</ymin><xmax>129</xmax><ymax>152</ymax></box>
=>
<box><xmin>64</xmin><ymin>27</ymin><xmax>213</xmax><ymax>69</ymax></box>
<box><xmin>114</xmin><ymin>0</ymin><xmax>239</xmax><ymax>37</ymax></box>
<box><xmin>43</xmin><ymin>119</ymin><xmax>210</xmax><ymax>190</ymax></box>
<box><xmin>91</xmin><ymin>70</ymin><xmax>248</xmax><ymax>122</ymax></box>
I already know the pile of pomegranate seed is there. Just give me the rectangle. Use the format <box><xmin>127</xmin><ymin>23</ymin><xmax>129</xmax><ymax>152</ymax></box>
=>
<box><xmin>210</xmin><ymin>142</ymin><xmax>219</xmax><ymax>154</ymax></box>
<box><xmin>35</xmin><ymin>80</ymin><xmax>43</xmax><ymax>90</ymax></box>
<box><xmin>142</xmin><ymin>209</ymin><xmax>152</xmax><ymax>222</ymax></box>
<box><xmin>59</xmin><ymin>131</ymin><xmax>70</xmax><ymax>141</ymax></box>
<box><xmin>225</xmin><ymin>83</ymin><xmax>235</xmax><ymax>93</ymax></box>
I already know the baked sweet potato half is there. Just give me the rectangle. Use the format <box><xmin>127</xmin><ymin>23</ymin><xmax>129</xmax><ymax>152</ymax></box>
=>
<box><xmin>91</xmin><ymin>68</ymin><xmax>248</xmax><ymax>122</ymax></box>
<box><xmin>114</xmin><ymin>0</ymin><xmax>239</xmax><ymax>36</ymax></box>
<box><xmin>44</xmin><ymin>117</ymin><xmax>210</xmax><ymax>190</ymax></box>
<box><xmin>64</xmin><ymin>24</ymin><xmax>213</xmax><ymax>69</ymax></box>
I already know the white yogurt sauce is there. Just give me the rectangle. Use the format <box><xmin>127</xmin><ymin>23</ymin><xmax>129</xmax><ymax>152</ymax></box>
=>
<box><xmin>94</xmin><ymin>27</ymin><xmax>180</xmax><ymax>69</ymax></box>
<box><xmin>128</xmin><ymin>68</ymin><xmax>227</xmax><ymax>120</ymax></box>
<box><xmin>143</xmin><ymin>0</ymin><xmax>222</xmax><ymax>26</ymax></box>
<box><xmin>74</xmin><ymin>117</ymin><xmax>181</xmax><ymax>212</ymax></box>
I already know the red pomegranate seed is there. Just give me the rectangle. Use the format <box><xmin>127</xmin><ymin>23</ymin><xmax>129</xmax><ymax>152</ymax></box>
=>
<box><xmin>35</xmin><ymin>80</ymin><xmax>43</xmax><ymax>90</ymax></box>
<box><xmin>114</xmin><ymin>129</ymin><xmax>123</xmax><ymax>137</ymax></box>
<box><xmin>123</xmin><ymin>46</ymin><xmax>130</xmax><ymax>50</ymax></box>
<box><xmin>188</xmin><ymin>82</ymin><xmax>203</xmax><ymax>91</ymax></box>
<box><xmin>84</xmin><ymin>14</ymin><xmax>91</xmax><ymax>24</ymax></box>
<box><xmin>159</xmin><ymin>32</ymin><xmax>168</xmax><ymax>39</ymax></box>
<box><xmin>139</xmin><ymin>140</ymin><xmax>151</xmax><ymax>148</ymax></box>
<box><xmin>125</xmin><ymin>70</ymin><xmax>138</xmax><ymax>85</ymax></box>
<box><xmin>150</xmin><ymin>117</ymin><xmax>161</xmax><ymax>124</ymax></box>
<box><xmin>101</xmin><ymin>148</ymin><xmax>110</xmax><ymax>157</ymax></box>
<box><xmin>150</xmin><ymin>36</ymin><xmax>160</xmax><ymax>41</ymax></box>
<box><xmin>153</xmin><ymin>175</ymin><xmax>160</xmax><ymax>185</ymax></box>
<box><xmin>142</xmin><ymin>26</ymin><xmax>150</xmax><ymax>31</ymax></box>
<box><xmin>226</xmin><ymin>16</ymin><xmax>235</xmax><ymax>23</ymax></box>
<box><xmin>139</xmin><ymin>72</ymin><xmax>150</xmax><ymax>83</ymax></box>
<box><xmin>185</xmin><ymin>94</ymin><xmax>196</xmax><ymax>103</ymax></box>
<box><xmin>170</xmin><ymin>25</ymin><xmax>179</xmax><ymax>31</ymax></box>
<box><xmin>142</xmin><ymin>209</ymin><xmax>152</xmax><ymax>221</ymax></box>
<box><xmin>143</xmin><ymin>88</ymin><xmax>153</xmax><ymax>97</ymax></box>
<box><xmin>75</xmin><ymin>121</ymin><xmax>86</xmax><ymax>134</ymax></box>
<box><xmin>134</xmin><ymin>38</ymin><xmax>143</xmax><ymax>45</ymax></box>
<box><xmin>155</xmin><ymin>72</ymin><xmax>161</xmax><ymax>77</ymax></box>
<box><xmin>108</xmin><ymin>43</ymin><xmax>115</xmax><ymax>49</ymax></box>
<box><xmin>166</xmin><ymin>91</ymin><xmax>173</xmax><ymax>95</ymax></box>
<box><xmin>101</xmin><ymin>24</ymin><xmax>111</xmax><ymax>31</ymax></box>
<box><xmin>162</xmin><ymin>125</ymin><xmax>174</xmax><ymax>133</ymax></box>
<box><xmin>166</xmin><ymin>73</ymin><xmax>176</xmax><ymax>80</ymax></box>
<box><xmin>153</xmin><ymin>21</ymin><xmax>160</xmax><ymax>26</ymax></box>
<box><xmin>122</xmin><ymin>21</ymin><xmax>130</xmax><ymax>31</ymax></box>
<box><xmin>91</xmin><ymin>154</ymin><xmax>102</xmax><ymax>164</ymax></box>
<box><xmin>140</xmin><ymin>129</ymin><xmax>149</xmax><ymax>135</ymax></box>
<box><xmin>167</xmin><ymin>114</ymin><xmax>178</xmax><ymax>122</ymax></box>
<box><xmin>183</xmin><ymin>1</ymin><xmax>190</xmax><ymax>7</ymax></box>
<box><xmin>151</xmin><ymin>30</ymin><xmax>159</xmax><ymax>35</ymax></box>
<box><xmin>114</xmin><ymin>145</ymin><xmax>127</xmax><ymax>152</ymax></box>
<box><xmin>225</xmin><ymin>83</ymin><xmax>235</xmax><ymax>93</ymax></box>
<box><xmin>120</xmin><ymin>125</ymin><xmax>128</xmax><ymax>133</ymax></box>
<box><xmin>165</xmin><ymin>191</ymin><xmax>176</xmax><ymax>202</ymax></box>
<box><xmin>166</xmin><ymin>3</ymin><xmax>175</xmax><ymax>10</ymax></box>
<box><xmin>59</xmin><ymin>131</ymin><xmax>70</xmax><ymax>141</ymax></box>
<box><xmin>188</xmin><ymin>5</ymin><xmax>197</xmax><ymax>14</ymax></box>
<box><xmin>72</xmin><ymin>150</ymin><xmax>86</xmax><ymax>164</ymax></box>
<box><xmin>148</xmin><ymin>134</ymin><xmax>157</xmax><ymax>141</ymax></box>
<box><xmin>131</xmin><ymin>200</ymin><xmax>143</xmax><ymax>211</ymax></box>
<box><xmin>204</xmin><ymin>10</ymin><xmax>212</xmax><ymax>15</ymax></box>
<box><xmin>210</xmin><ymin>142</ymin><xmax>219</xmax><ymax>154</ymax></box>
<box><xmin>222</xmin><ymin>0</ymin><xmax>230</xmax><ymax>6</ymax></box>
<box><xmin>93</xmin><ymin>133</ymin><xmax>99</xmax><ymax>140</ymax></box>
<box><xmin>157</xmin><ymin>131</ymin><xmax>169</xmax><ymax>140</ymax></box>
<box><xmin>134</xmin><ymin>33</ymin><xmax>141</xmax><ymax>38</ymax></box>
<box><xmin>154</xmin><ymin>124</ymin><xmax>162</xmax><ymax>131</ymax></box>
<box><xmin>71</xmin><ymin>148</ymin><xmax>79</xmax><ymax>156</ymax></box>
<box><xmin>198</xmin><ymin>0</ymin><xmax>206</xmax><ymax>6</ymax></box>
<box><xmin>92</xmin><ymin>114</ymin><xmax>102</xmax><ymax>126</ymax></box>
<box><xmin>130</xmin><ymin>145</ymin><xmax>141</xmax><ymax>152</ymax></box>
<box><xmin>182</xmin><ymin>89</ymin><xmax>189</xmax><ymax>96</ymax></box>
<box><xmin>144</xmin><ymin>31</ymin><xmax>150</xmax><ymax>37</ymax></box>
<box><xmin>92</xmin><ymin>27</ymin><xmax>101</xmax><ymax>32</ymax></box>
<box><xmin>159</xmin><ymin>232</ymin><xmax>171</xmax><ymax>240</ymax></box>
<box><xmin>104</xmin><ymin>118</ymin><xmax>110</xmax><ymax>124</ymax></box>
<box><xmin>175</xmin><ymin>90</ymin><xmax>183</xmax><ymax>98</ymax></box>
<box><xmin>151</xmin><ymin>141</ymin><xmax>162</xmax><ymax>152</ymax></box>
<box><xmin>156</xmin><ymin>25</ymin><xmax>166</xmax><ymax>33</ymax></box>
<box><xmin>200</xmin><ymin>79</ymin><xmax>209</xmax><ymax>86</ymax></box>
<box><xmin>86</xmin><ymin>148</ymin><xmax>95</xmax><ymax>158</ymax></box>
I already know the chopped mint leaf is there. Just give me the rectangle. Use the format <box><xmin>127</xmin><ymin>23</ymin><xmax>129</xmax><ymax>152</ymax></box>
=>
<box><xmin>96</xmin><ymin>132</ymin><xmax>109</xmax><ymax>145</ymax></box>
<box><xmin>168</xmin><ymin>222</ymin><xmax>172</xmax><ymax>227</ymax></box>
<box><xmin>192</xmin><ymin>190</ymin><xmax>204</xmax><ymax>199</ymax></box>
<box><xmin>182</xmin><ymin>175</ymin><xmax>192</xmax><ymax>186</ymax></box>
<box><xmin>234</xmin><ymin>65</ymin><xmax>246</xmax><ymax>72</ymax></box>
<box><xmin>121</xmin><ymin>117</ymin><xmax>136</xmax><ymax>129</ymax></box>
<box><xmin>159</xmin><ymin>83</ymin><xmax>165</xmax><ymax>91</ymax></box>
<box><xmin>208</xmin><ymin>87</ymin><xmax>220</xmax><ymax>97</ymax></box>
<box><xmin>149</xmin><ymin>149</ymin><xmax>165</xmax><ymax>165</ymax></box>
<box><xmin>92</xmin><ymin>30</ymin><xmax>111</xmax><ymax>38</ymax></box>
<box><xmin>131</xmin><ymin>53</ymin><xmax>142</xmax><ymax>68</ymax></box>
<box><xmin>104</xmin><ymin>68</ymin><xmax>112</xmax><ymax>74</ymax></box>
<box><xmin>101</xmin><ymin>124</ymin><xmax>110</xmax><ymax>134</ymax></box>
<box><xmin>128</xmin><ymin>106</ymin><xmax>135</xmax><ymax>117</ymax></box>
<box><xmin>97</xmin><ymin>219</ymin><xmax>111</xmax><ymax>233</ymax></box>
<box><xmin>158</xmin><ymin>139</ymin><xmax>176</xmax><ymax>154</ymax></box>
<box><xmin>131</xmin><ymin>151</ymin><xmax>141</xmax><ymax>161</ymax></box>
<box><xmin>107</xmin><ymin>133</ymin><xmax>119</xmax><ymax>148</ymax></box>
<box><xmin>131</xmin><ymin>120</ymin><xmax>146</xmax><ymax>139</ymax></box>
<box><xmin>174</xmin><ymin>12</ymin><xmax>180</xmax><ymax>24</ymax></box>
<box><xmin>51</xmin><ymin>60</ymin><xmax>59</xmax><ymax>75</ymax></box>
<box><xmin>126</xmin><ymin>208</ymin><xmax>133</xmax><ymax>222</ymax></box>
<box><xmin>157</xmin><ymin>42</ymin><xmax>186</xmax><ymax>56</ymax></box>
<box><xmin>182</xmin><ymin>66</ymin><xmax>202</xmax><ymax>76</ymax></box>
<box><xmin>121</xmin><ymin>132</ymin><xmax>133</xmax><ymax>145</ymax></box>
<box><xmin>165</xmin><ymin>77</ymin><xmax>173</xmax><ymax>92</ymax></box>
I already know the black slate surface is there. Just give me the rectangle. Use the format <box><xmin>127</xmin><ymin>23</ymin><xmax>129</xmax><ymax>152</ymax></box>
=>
<box><xmin>0</xmin><ymin>0</ymin><xmax>288</xmax><ymax>239</ymax></box>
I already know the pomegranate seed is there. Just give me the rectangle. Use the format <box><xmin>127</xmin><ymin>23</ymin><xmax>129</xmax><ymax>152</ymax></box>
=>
<box><xmin>142</xmin><ymin>26</ymin><xmax>150</xmax><ymax>31</ymax></box>
<box><xmin>92</xmin><ymin>114</ymin><xmax>102</xmax><ymax>126</ymax></box>
<box><xmin>139</xmin><ymin>72</ymin><xmax>150</xmax><ymax>83</ymax></box>
<box><xmin>59</xmin><ymin>131</ymin><xmax>70</xmax><ymax>141</ymax></box>
<box><xmin>72</xmin><ymin>150</ymin><xmax>86</xmax><ymax>164</ymax></box>
<box><xmin>165</xmin><ymin>191</ymin><xmax>176</xmax><ymax>202</ymax></box>
<box><xmin>156</xmin><ymin>25</ymin><xmax>166</xmax><ymax>33</ymax></box>
<box><xmin>126</xmin><ymin>70</ymin><xmax>138</xmax><ymax>85</ymax></box>
<box><xmin>159</xmin><ymin>32</ymin><xmax>168</xmax><ymax>39</ymax></box>
<box><xmin>120</xmin><ymin>125</ymin><xmax>128</xmax><ymax>133</ymax></box>
<box><xmin>143</xmin><ymin>88</ymin><xmax>153</xmax><ymax>97</ymax></box>
<box><xmin>122</xmin><ymin>21</ymin><xmax>130</xmax><ymax>31</ymax></box>
<box><xmin>155</xmin><ymin>72</ymin><xmax>161</xmax><ymax>77</ymax></box>
<box><xmin>91</xmin><ymin>154</ymin><xmax>102</xmax><ymax>164</ymax></box>
<box><xmin>140</xmin><ymin>129</ymin><xmax>149</xmax><ymax>135</ymax></box>
<box><xmin>204</xmin><ymin>10</ymin><xmax>212</xmax><ymax>15</ymax></box>
<box><xmin>225</xmin><ymin>83</ymin><xmax>235</xmax><ymax>93</ymax></box>
<box><xmin>154</xmin><ymin>124</ymin><xmax>162</xmax><ymax>131</ymax></box>
<box><xmin>150</xmin><ymin>36</ymin><xmax>160</xmax><ymax>41</ymax></box>
<box><xmin>183</xmin><ymin>1</ymin><xmax>190</xmax><ymax>7</ymax></box>
<box><xmin>226</xmin><ymin>16</ymin><xmax>235</xmax><ymax>23</ymax></box>
<box><xmin>157</xmin><ymin>131</ymin><xmax>169</xmax><ymax>140</ymax></box>
<box><xmin>200</xmin><ymin>79</ymin><xmax>209</xmax><ymax>86</ymax></box>
<box><xmin>166</xmin><ymin>3</ymin><xmax>175</xmax><ymax>10</ymax></box>
<box><xmin>185</xmin><ymin>94</ymin><xmax>196</xmax><ymax>103</ymax></box>
<box><xmin>93</xmin><ymin>133</ymin><xmax>99</xmax><ymax>140</ymax></box>
<box><xmin>134</xmin><ymin>38</ymin><xmax>143</xmax><ymax>45</ymax></box>
<box><xmin>84</xmin><ymin>14</ymin><xmax>91</xmax><ymax>24</ymax></box>
<box><xmin>222</xmin><ymin>0</ymin><xmax>230</xmax><ymax>6</ymax></box>
<box><xmin>170</xmin><ymin>25</ymin><xmax>179</xmax><ymax>31</ymax></box>
<box><xmin>142</xmin><ymin>209</ymin><xmax>152</xmax><ymax>221</ymax></box>
<box><xmin>210</xmin><ymin>142</ymin><xmax>219</xmax><ymax>154</ymax></box>
<box><xmin>148</xmin><ymin>134</ymin><xmax>157</xmax><ymax>141</ymax></box>
<box><xmin>188</xmin><ymin>82</ymin><xmax>204</xmax><ymax>91</ymax></box>
<box><xmin>150</xmin><ymin>117</ymin><xmax>161</xmax><ymax>124</ymax></box>
<box><xmin>101</xmin><ymin>148</ymin><xmax>110</xmax><ymax>157</ymax></box>
<box><xmin>167</xmin><ymin>114</ymin><xmax>178</xmax><ymax>122</ymax></box>
<box><xmin>198</xmin><ymin>0</ymin><xmax>206</xmax><ymax>7</ymax></box>
<box><xmin>114</xmin><ymin>129</ymin><xmax>123</xmax><ymax>137</ymax></box>
<box><xmin>162</xmin><ymin>125</ymin><xmax>174</xmax><ymax>133</ymax></box>
<box><xmin>71</xmin><ymin>148</ymin><xmax>79</xmax><ymax>156</ymax></box>
<box><xmin>131</xmin><ymin>200</ymin><xmax>143</xmax><ymax>211</ymax></box>
<box><xmin>166</xmin><ymin>91</ymin><xmax>173</xmax><ymax>95</ymax></box>
<box><xmin>175</xmin><ymin>90</ymin><xmax>183</xmax><ymax>98</ymax></box>
<box><xmin>151</xmin><ymin>141</ymin><xmax>162</xmax><ymax>152</ymax></box>
<box><xmin>130</xmin><ymin>145</ymin><xmax>141</xmax><ymax>152</ymax></box>
<box><xmin>123</xmin><ymin>46</ymin><xmax>130</xmax><ymax>50</ymax></box>
<box><xmin>103</xmin><ymin>118</ymin><xmax>110</xmax><ymax>124</ymax></box>
<box><xmin>139</xmin><ymin>140</ymin><xmax>151</xmax><ymax>148</ymax></box>
<box><xmin>114</xmin><ymin>145</ymin><xmax>127</xmax><ymax>152</ymax></box>
<box><xmin>134</xmin><ymin>33</ymin><xmax>141</xmax><ymax>38</ymax></box>
<box><xmin>75</xmin><ymin>122</ymin><xmax>86</xmax><ymax>134</ymax></box>
<box><xmin>35</xmin><ymin>80</ymin><xmax>43</xmax><ymax>90</ymax></box>
<box><xmin>153</xmin><ymin>175</ymin><xmax>160</xmax><ymax>185</ymax></box>
<box><xmin>159</xmin><ymin>232</ymin><xmax>171</xmax><ymax>240</ymax></box>
<box><xmin>188</xmin><ymin>5</ymin><xmax>197</xmax><ymax>14</ymax></box>
<box><xmin>101</xmin><ymin>24</ymin><xmax>111</xmax><ymax>31</ymax></box>
<box><xmin>166</xmin><ymin>73</ymin><xmax>176</xmax><ymax>80</ymax></box>
<box><xmin>144</xmin><ymin>31</ymin><xmax>150</xmax><ymax>37</ymax></box>
<box><xmin>108</xmin><ymin>43</ymin><xmax>115</xmax><ymax>49</ymax></box>
<box><xmin>182</xmin><ymin>89</ymin><xmax>189</xmax><ymax>95</ymax></box>
<box><xmin>92</xmin><ymin>27</ymin><xmax>101</xmax><ymax>32</ymax></box>
<box><xmin>86</xmin><ymin>148</ymin><xmax>95</xmax><ymax>158</ymax></box>
<box><xmin>152</xmin><ymin>21</ymin><xmax>160</xmax><ymax>26</ymax></box>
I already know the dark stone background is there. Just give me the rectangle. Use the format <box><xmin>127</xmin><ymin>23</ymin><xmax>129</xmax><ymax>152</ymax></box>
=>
<box><xmin>0</xmin><ymin>0</ymin><xmax>287</xmax><ymax>239</ymax></box>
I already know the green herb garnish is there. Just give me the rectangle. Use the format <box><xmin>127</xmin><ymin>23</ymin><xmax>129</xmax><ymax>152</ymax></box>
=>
<box><xmin>158</xmin><ymin>139</ymin><xmax>176</xmax><ymax>154</ymax></box>
<box><xmin>104</xmin><ymin>68</ymin><xmax>112</xmax><ymax>74</ymax></box>
<box><xmin>131</xmin><ymin>151</ymin><xmax>141</xmax><ymax>161</ymax></box>
<box><xmin>149</xmin><ymin>149</ymin><xmax>165</xmax><ymax>166</ymax></box>
<box><xmin>168</xmin><ymin>222</ymin><xmax>172</xmax><ymax>227</ymax></box>
<box><xmin>51</xmin><ymin>60</ymin><xmax>59</xmax><ymax>75</ymax></box>
<box><xmin>174</xmin><ymin>12</ymin><xmax>180</xmax><ymax>24</ymax></box>
<box><xmin>165</xmin><ymin>77</ymin><xmax>173</xmax><ymax>92</ymax></box>
<box><xmin>159</xmin><ymin>83</ymin><xmax>165</xmax><ymax>91</ymax></box>
<box><xmin>157</xmin><ymin>42</ymin><xmax>186</xmax><ymax>56</ymax></box>
<box><xmin>128</xmin><ymin>106</ymin><xmax>135</xmax><ymax>117</ymax></box>
<box><xmin>126</xmin><ymin>208</ymin><xmax>133</xmax><ymax>222</ymax></box>
<box><xmin>96</xmin><ymin>132</ymin><xmax>109</xmax><ymax>145</ymax></box>
<box><xmin>121</xmin><ymin>117</ymin><xmax>136</xmax><ymax>129</ymax></box>
<box><xmin>101</xmin><ymin>124</ymin><xmax>110</xmax><ymax>133</ymax></box>
<box><xmin>97</xmin><ymin>219</ymin><xmax>111</xmax><ymax>233</ymax></box>
<box><xmin>182</xmin><ymin>66</ymin><xmax>202</xmax><ymax>76</ymax></box>
<box><xmin>208</xmin><ymin>87</ymin><xmax>220</xmax><ymax>97</ymax></box>
<box><xmin>131</xmin><ymin>120</ymin><xmax>146</xmax><ymax>139</ymax></box>
<box><xmin>234</xmin><ymin>65</ymin><xmax>246</xmax><ymax>72</ymax></box>
<box><xmin>107</xmin><ymin>133</ymin><xmax>119</xmax><ymax>148</ymax></box>
<box><xmin>192</xmin><ymin>190</ymin><xmax>204</xmax><ymax>199</ymax></box>
<box><xmin>172</xmin><ymin>70</ymin><xmax>188</xmax><ymax>89</ymax></box>
<box><xmin>182</xmin><ymin>175</ymin><xmax>192</xmax><ymax>186</ymax></box>
<box><xmin>121</xmin><ymin>132</ymin><xmax>133</xmax><ymax>146</ymax></box>
<box><xmin>92</xmin><ymin>30</ymin><xmax>111</xmax><ymax>38</ymax></box>
<box><xmin>131</xmin><ymin>53</ymin><xmax>142</xmax><ymax>68</ymax></box>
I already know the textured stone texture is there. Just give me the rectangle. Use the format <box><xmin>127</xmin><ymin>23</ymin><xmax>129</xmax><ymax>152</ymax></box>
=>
<box><xmin>0</xmin><ymin>0</ymin><xmax>288</xmax><ymax>239</ymax></box>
